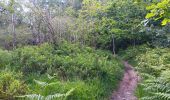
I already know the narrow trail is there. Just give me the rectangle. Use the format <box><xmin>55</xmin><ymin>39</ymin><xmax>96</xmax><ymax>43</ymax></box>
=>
<box><xmin>111</xmin><ymin>61</ymin><xmax>140</xmax><ymax>100</ymax></box>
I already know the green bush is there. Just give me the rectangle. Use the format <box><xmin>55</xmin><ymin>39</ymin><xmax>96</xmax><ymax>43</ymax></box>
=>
<box><xmin>11</xmin><ymin>43</ymin><xmax>54</xmax><ymax>74</ymax></box>
<box><xmin>0</xmin><ymin>49</ymin><xmax>12</xmax><ymax>68</ymax></box>
<box><xmin>0</xmin><ymin>70</ymin><xmax>29</xmax><ymax>100</ymax></box>
<box><xmin>11</xmin><ymin>42</ymin><xmax>123</xmax><ymax>82</ymax></box>
<box><xmin>0</xmin><ymin>42</ymin><xmax>123</xmax><ymax>99</ymax></box>
<box><xmin>136</xmin><ymin>48</ymin><xmax>170</xmax><ymax>76</ymax></box>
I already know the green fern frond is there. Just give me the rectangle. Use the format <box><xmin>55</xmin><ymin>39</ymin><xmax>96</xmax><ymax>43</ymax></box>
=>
<box><xmin>16</xmin><ymin>94</ymin><xmax>44</xmax><ymax>100</ymax></box>
<box><xmin>141</xmin><ymin>96</ymin><xmax>157</xmax><ymax>100</ymax></box>
<box><xmin>65</xmin><ymin>88</ymin><xmax>75</xmax><ymax>97</ymax></box>
<box><xmin>154</xmin><ymin>92</ymin><xmax>170</xmax><ymax>100</ymax></box>
<box><xmin>47</xmin><ymin>74</ymin><xmax>56</xmax><ymax>80</ymax></box>
<box><xmin>140</xmin><ymin>73</ymin><xmax>156</xmax><ymax>79</ymax></box>
<box><xmin>45</xmin><ymin>88</ymin><xmax>74</xmax><ymax>100</ymax></box>
<box><xmin>140</xmin><ymin>75</ymin><xmax>170</xmax><ymax>100</ymax></box>
<box><xmin>34</xmin><ymin>79</ymin><xmax>48</xmax><ymax>87</ymax></box>
<box><xmin>144</xmin><ymin>78</ymin><xmax>170</xmax><ymax>92</ymax></box>
<box><xmin>47</xmin><ymin>82</ymin><xmax>58</xmax><ymax>87</ymax></box>
<box><xmin>45</xmin><ymin>93</ymin><xmax>65</xmax><ymax>100</ymax></box>
<box><xmin>16</xmin><ymin>88</ymin><xmax>75</xmax><ymax>100</ymax></box>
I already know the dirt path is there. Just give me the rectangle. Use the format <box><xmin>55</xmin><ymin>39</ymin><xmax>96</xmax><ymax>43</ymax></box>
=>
<box><xmin>111</xmin><ymin>61</ymin><xmax>140</xmax><ymax>100</ymax></box>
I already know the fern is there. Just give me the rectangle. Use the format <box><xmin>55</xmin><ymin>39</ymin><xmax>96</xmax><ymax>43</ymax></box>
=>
<box><xmin>141</xmin><ymin>96</ymin><xmax>158</xmax><ymax>100</ymax></box>
<box><xmin>16</xmin><ymin>78</ymin><xmax>75</xmax><ymax>100</ymax></box>
<box><xmin>140</xmin><ymin>76</ymin><xmax>170</xmax><ymax>100</ymax></box>
<box><xmin>16</xmin><ymin>94</ymin><xmax>44</xmax><ymax>100</ymax></box>
<box><xmin>34</xmin><ymin>79</ymin><xmax>58</xmax><ymax>88</ymax></box>
<box><xmin>45</xmin><ymin>89</ymin><xmax>75</xmax><ymax>100</ymax></box>
<box><xmin>153</xmin><ymin>92</ymin><xmax>170</xmax><ymax>100</ymax></box>
<box><xmin>16</xmin><ymin>89</ymin><xmax>74</xmax><ymax>100</ymax></box>
<box><xmin>34</xmin><ymin>79</ymin><xmax>48</xmax><ymax>87</ymax></box>
<box><xmin>139</xmin><ymin>73</ymin><xmax>156</xmax><ymax>80</ymax></box>
<box><xmin>47</xmin><ymin>74</ymin><xmax>56</xmax><ymax>80</ymax></box>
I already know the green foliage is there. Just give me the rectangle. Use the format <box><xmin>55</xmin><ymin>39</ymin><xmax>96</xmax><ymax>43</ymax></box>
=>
<box><xmin>0</xmin><ymin>42</ymin><xmax>123</xmax><ymax>99</ymax></box>
<box><xmin>136</xmin><ymin>48</ymin><xmax>170</xmax><ymax>100</ymax></box>
<box><xmin>146</xmin><ymin>0</ymin><xmax>170</xmax><ymax>25</ymax></box>
<box><xmin>11</xmin><ymin>42</ymin><xmax>123</xmax><ymax>82</ymax></box>
<box><xmin>118</xmin><ymin>45</ymin><xmax>149</xmax><ymax>65</ymax></box>
<box><xmin>0</xmin><ymin>0</ymin><xmax>15</xmax><ymax>13</ymax></box>
<box><xmin>0</xmin><ymin>49</ymin><xmax>12</xmax><ymax>68</ymax></box>
<box><xmin>28</xmin><ymin>77</ymin><xmax>119</xmax><ymax>100</ymax></box>
<box><xmin>121</xmin><ymin>45</ymin><xmax>170</xmax><ymax>100</ymax></box>
<box><xmin>0</xmin><ymin>70</ymin><xmax>29</xmax><ymax>100</ymax></box>
<box><xmin>138</xmin><ymin>74</ymin><xmax>170</xmax><ymax>100</ymax></box>
<box><xmin>136</xmin><ymin>48</ymin><xmax>170</xmax><ymax>76</ymax></box>
<box><xmin>17</xmin><ymin>78</ymin><xmax>75</xmax><ymax>100</ymax></box>
<box><xmin>82</xmin><ymin>0</ymin><xmax>148</xmax><ymax>50</ymax></box>
<box><xmin>11</xmin><ymin>43</ymin><xmax>54</xmax><ymax>74</ymax></box>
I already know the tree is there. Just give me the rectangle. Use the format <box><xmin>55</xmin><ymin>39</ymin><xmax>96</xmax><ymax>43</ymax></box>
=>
<box><xmin>146</xmin><ymin>0</ymin><xmax>170</xmax><ymax>25</ymax></box>
<box><xmin>0</xmin><ymin>0</ymin><xmax>15</xmax><ymax>13</ymax></box>
<box><xmin>96</xmin><ymin>0</ymin><xmax>147</xmax><ymax>50</ymax></box>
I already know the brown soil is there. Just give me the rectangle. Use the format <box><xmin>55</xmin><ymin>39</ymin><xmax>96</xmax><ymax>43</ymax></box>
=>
<box><xmin>111</xmin><ymin>61</ymin><xmax>140</xmax><ymax>100</ymax></box>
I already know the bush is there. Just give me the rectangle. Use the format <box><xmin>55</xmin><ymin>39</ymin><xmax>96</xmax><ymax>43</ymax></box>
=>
<box><xmin>0</xmin><ymin>70</ymin><xmax>29</xmax><ymax>100</ymax></box>
<box><xmin>11</xmin><ymin>42</ymin><xmax>123</xmax><ymax>82</ymax></box>
<box><xmin>0</xmin><ymin>42</ymin><xmax>123</xmax><ymax>99</ymax></box>
<box><xmin>136</xmin><ymin>48</ymin><xmax>170</xmax><ymax>76</ymax></box>
<box><xmin>11</xmin><ymin>43</ymin><xmax>54</xmax><ymax>74</ymax></box>
<box><xmin>0</xmin><ymin>49</ymin><xmax>12</xmax><ymax>68</ymax></box>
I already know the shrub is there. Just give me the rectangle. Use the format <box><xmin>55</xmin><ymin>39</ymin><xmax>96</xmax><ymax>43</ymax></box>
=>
<box><xmin>0</xmin><ymin>42</ymin><xmax>123</xmax><ymax>99</ymax></box>
<box><xmin>0</xmin><ymin>70</ymin><xmax>29</xmax><ymax>100</ymax></box>
<box><xmin>11</xmin><ymin>43</ymin><xmax>54</xmax><ymax>74</ymax></box>
<box><xmin>0</xmin><ymin>49</ymin><xmax>12</xmax><ymax>68</ymax></box>
<box><xmin>10</xmin><ymin>42</ymin><xmax>123</xmax><ymax>82</ymax></box>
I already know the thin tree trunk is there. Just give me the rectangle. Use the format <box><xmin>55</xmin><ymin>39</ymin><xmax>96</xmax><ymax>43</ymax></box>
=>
<box><xmin>37</xmin><ymin>22</ymin><xmax>41</xmax><ymax>44</ymax></box>
<box><xmin>112</xmin><ymin>34</ymin><xmax>116</xmax><ymax>55</ymax></box>
<box><xmin>30</xmin><ymin>21</ymin><xmax>37</xmax><ymax>44</ymax></box>
<box><xmin>133</xmin><ymin>38</ymin><xmax>136</xmax><ymax>47</ymax></box>
<box><xmin>12</xmin><ymin>14</ymin><xmax>16</xmax><ymax>48</ymax></box>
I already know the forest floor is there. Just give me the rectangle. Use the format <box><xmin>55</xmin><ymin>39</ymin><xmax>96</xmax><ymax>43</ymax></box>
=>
<box><xmin>111</xmin><ymin>61</ymin><xmax>140</xmax><ymax>100</ymax></box>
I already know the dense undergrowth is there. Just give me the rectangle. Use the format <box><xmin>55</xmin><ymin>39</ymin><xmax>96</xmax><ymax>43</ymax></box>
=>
<box><xmin>0</xmin><ymin>42</ymin><xmax>123</xmax><ymax>100</ymax></box>
<box><xmin>0</xmin><ymin>0</ymin><xmax>169</xmax><ymax>100</ymax></box>
<box><xmin>119</xmin><ymin>45</ymin><xmax>170</xmax><ymax>100</ymax></box>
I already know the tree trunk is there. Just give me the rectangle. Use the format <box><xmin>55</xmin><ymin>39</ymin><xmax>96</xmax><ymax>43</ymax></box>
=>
<box><xmin>112</xmin><ymin>35</ymin><xmax>116</xmax><ymax>55</ymax></box>
<box><xmin>37</xmin><ymin>22</ymin><xmax>41</xmax><ymax>44</ymax></box>
<box><xmin>12</xmin><ymin>14</ymin><xmax>16</xmax><ymax>48</ymax></box>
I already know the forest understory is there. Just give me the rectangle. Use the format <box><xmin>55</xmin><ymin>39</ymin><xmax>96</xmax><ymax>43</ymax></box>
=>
<box><xmin>0</xmin><ymin>0</ymin><xmax>170</xmax><ymax>100</ymax></box>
